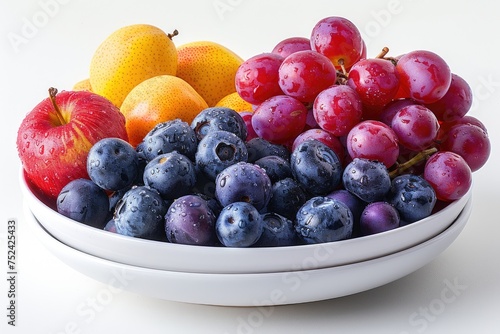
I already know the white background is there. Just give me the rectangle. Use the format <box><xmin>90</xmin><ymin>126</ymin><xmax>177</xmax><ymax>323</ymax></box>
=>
<box><xmin>1</xmin><ymin>0</ymin><xmax>499</xmax><ymax>333</ymax></box>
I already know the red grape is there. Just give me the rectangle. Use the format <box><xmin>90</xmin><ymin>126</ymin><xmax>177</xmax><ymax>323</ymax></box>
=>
<box><xmin>437</xmin><ymin>115</ymin><xmax>488</xmax><ymax>141</ymax></box>
<box><xmin>278</xmin><ymin>50</ymin><xmax>337</xmax><ymax>103</ymax></box>
<box><xmin>239</xmin><ymin>111</ymin><xmax>258</xmax><ymax>141</ymax></box>
<box><xmin>396</xmin><ymin>50</ymin><xmax>452</xmax><ymax>104</ymax></box>
<box><xmin>272</xmin><ymin>37</ymin><xmax>311</xmax><ymax>58</ymax></box>
<box><xmin>378</xmin><ymin>98</ymin><xmax>418</xmax><ymax>125</ymax></box>
<box><xmin>391</xmin><ymin>104</ymin><xmax>440</xmax><ymax>151</ymax></box>
<box><xmin>424</xmin><ymin>151</ymin><xmax>472</xmax><ymax>201</ymax></box>
<box><xmin>235</xmin><ymin>53</ymin><xmax>284</xmax><ymax>105</ymax></box>
<box><xmin>310</xmin><ymin>16</ymin><xmax>364</xmax><ymax>69</ymax></box>
<box><xmin>439</xmin><ymin>123</ymin><xmax>490</xmax><ymax>172</ymax></box>
<box><xmin>425</xmin><ymin>73</ymin><xmax>473</xmax><ymax>122</ymax></box>
<box><xmin>347</xmin><ymin>58</ymin><xmax>400</xmax><ymax>107</ymax></box>
<box><xmin>313</xmin><ymin>85</ymin><xmax>363</xmax><ymax>137</ymax></box>
<box><xmin>346</xmin><ymin>120</ymin><xmax>400</xmax><ymax>168</ymax></box>
<box><xmin>251</xmin><ymin>95</ymin><xmax>307</xmax><ymax>144</ymax></box>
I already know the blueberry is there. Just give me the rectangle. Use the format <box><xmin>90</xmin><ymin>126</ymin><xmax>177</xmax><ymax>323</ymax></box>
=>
<box><xmin>295</xmin><ymin>196</ymin><xmax>353</xmax><ymax>244</ymax></box>
<box><xmin>291</xmin><ymin>139</ymin><xmax>342</xmax><ymax>196</ymax></box>
<box><xmin>215</xmin><ymin>162</ymin><xmax>272</xmax><ymax>211</ymax></box>
<box><xmin>342</xmin><ymin>158</ymin><xmax>391</xmax><ymax>203</ymax></box>
<box><xmin>191</xmin><ymin>107</ymin><xmax>247</xmax><ymax>141</ymax></box>
<box><xmin>254</xmin><ymin>155</ymin><xmax>292</xmax><ymax>183</ymax></box>
<box><xmin>87</xmin><ymin>137</ymin><xmax>139</xmax><ymax>191</ymax></box>
<box><xmin>113</xmin><ymin>186</ymin><xmax>168</xmax><ymax>240</ymax></box>
<box><xmin>165</xmin><ymin>194</ymin><xmax>218</xmax><ymax>246</ymax></box>
<box><xmin>326</xmin><ymin>189</ymin><xmax>365</xmax><ymax>237</ymax></box>
<box><xmin>245</xmin><ymin>137</ymin><xmax>290</xmax><ymax>163</ymax></box>
<box><xmin>195</xmin><ymin>130</ymin><xmax>248</xmax><ymax>180</ymax></box>
<box><xmin>266</xmin><ymin>177</ymin><xmax>307</xmax><ymax>221</ymax></box>
<box><xmin>215</xmin><ymin>202</ymin><xmax>264</xmax><ymax>247</ymax></box>
<box><xmin>254</xmin><ymin>212</ymin><xmax>298</xmax><ymax>247</ymax></box>
<box><xmin>56</xmin><ymin>178</ymin><xmax>109</xmax><ymax>228</ymax></box>
<box><xmin>359</xmin><ymin>202</ymin><xmax>400</xmax><ymax>236</ymax></box>
<box><xmin>104</xmin><ymin>219</ymin><xmax>117</xmax><ymax>233</ymax></box>
<box><xmin>387</xmin><ymin>174</ymin><xmax>437</xmax><ymax>223</ymax></box>
<box><xmin>143</xmin><ymin>152</ymin><xmax>196</xmax><ymax>200</ymax></box>
<box><xmin>136</xmin><ymin>119</ymin><xmax>197</xmax><ymax>162</ymax></box>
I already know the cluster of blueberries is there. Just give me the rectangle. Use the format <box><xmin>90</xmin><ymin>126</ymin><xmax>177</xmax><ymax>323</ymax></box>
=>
<box><xmin>56</xmin><ymin>107</ymin><xmax>438</xmax><ymax>247</ymax></box>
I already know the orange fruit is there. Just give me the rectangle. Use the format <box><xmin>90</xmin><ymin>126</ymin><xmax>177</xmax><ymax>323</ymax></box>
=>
<box><xmin>215</xmin><ymin>92</ymin><xmax>253</xmax><ymax>112</ymax></box>
<box><xmin>120</xmin><ymin>75</ymin><xmax>208</xmax><ymax>147</ymax></box>
<box><xmin>176</xmin><ymin>41</ymin><xmax>243</xmax><ymax>107</ymax></box>
<box><xmin>90</xmin><ymin>24</ymin><xmax>178</xmax><ymax>108</ymax></box>
<box><xmin>72</xmin><ymin>78</ymin><xmax>93</xmax><ymax>92</ymax></box>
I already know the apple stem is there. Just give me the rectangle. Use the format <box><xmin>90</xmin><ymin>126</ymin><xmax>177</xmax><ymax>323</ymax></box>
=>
<box><xmin>389</xmin><ymin>147</ymin><xmax>438</xmax><ymax>178</ymax></box>
<box><xmin>48</xmin><ymin>87</ymin><xmax>66</xmax><ymax>125</ymax></box>
<box><xmin>376</xmin><ymin>47</ymin><xmax>390</xmax><ymax>58</ymax></box>
<box><xmin>168</xmin><ymin>29</ymin><xmax>179</xmax><ymax>40</ymax></box>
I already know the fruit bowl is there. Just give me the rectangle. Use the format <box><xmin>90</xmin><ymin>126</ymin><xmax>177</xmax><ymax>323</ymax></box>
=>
<box><xmin>20</xmin><ymin>168</ymin><xmax>472</xmax><ymax>274</ymax></box>
<box><xmin>24</xmin><ymin>194</ymin><xmax>473</xmax><ymax>306</ymax></box>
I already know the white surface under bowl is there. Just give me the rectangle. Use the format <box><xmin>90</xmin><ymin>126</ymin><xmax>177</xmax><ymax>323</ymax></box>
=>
<box><xmin>20</xmin><ymin>169</ymin><xmax>472</xmax><ymax>274</ymax></box>
<box><xmin>24</xmin><ymin>196</ymin><xmax>473</xmax><ymax>306</ymax></box>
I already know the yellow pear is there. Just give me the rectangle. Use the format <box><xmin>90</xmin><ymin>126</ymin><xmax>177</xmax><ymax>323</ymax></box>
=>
<box><xmin>120</xmin><ymin>75</ymin><xmax>208</xmax><ymax>147</ymax></box>
<box><xmin>215</xmin><ymin>92</ymin><xmax>253</xmax><ymax>112</ymax></box>
<box><xmin>89</xmin><ymin>24</ymin><xmax>178</xmax><ymax>107</ymax></box>
<box><xmin>176</xmin><ymin>41</ymin><xmax>243</xmax><ymax>107</ymax></box>
<box><xmin>72</xmin><ymin>78</ymin><xmax>92</xmax><ymax>92</ymax></box>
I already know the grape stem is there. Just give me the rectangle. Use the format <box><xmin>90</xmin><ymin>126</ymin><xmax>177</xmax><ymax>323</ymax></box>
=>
<box><xmin>389</xmin><ymin>147</ymin><xmax>438</xmax><ymax>178</ymax></box>
<box><xmin>376</xmin><ymin>47</ymin><xmax>390</xmax><ymax>58</ymax></box>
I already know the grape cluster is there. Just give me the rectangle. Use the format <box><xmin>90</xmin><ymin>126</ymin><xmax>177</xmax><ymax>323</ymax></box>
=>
<box><xmin>235</xmin><ymin>15</ymin><xmax>490</xmax><ymax>203</ymax></box>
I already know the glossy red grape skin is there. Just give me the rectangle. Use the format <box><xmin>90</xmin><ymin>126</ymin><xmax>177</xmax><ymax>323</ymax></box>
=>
<box><xmin>439</xmin><ymin>123</ymin><xmax>490</xmax><ymax>172</ymax></box>
<box><xmin>424</xmin><ymin>151</ymin><xmax>472</xmax><ymax>202</ymax></box>
<box><xmin>425</xmin><ymin>73</ymin><xmax>473</xmax><ymax>122</ymax></box>
<box><xmin>378</xmin><ymin>98</ymin><xmax>418</xmax><ymax>125</ymax></box>
<box><xmin>235</xmin><ymin>53</ymin><xmax>284</xmax><ymax>105</ymax></box>
<box><xmin>272</xmin><ymin>37</ymin><xmax>311</xmax><ymax>58</ymax></box>
<box><xmin>396</xmin><ymin>50</ymin><xmax>452</xmax><ymax>104</ymax></box>
<box><xmin>310</xmin><ymin>16</ymin><xmax>364</xmax><ymax>69</ymax></box>
<box><xmin>278</xmin><ymin>50</ymin><xmax>337</xmax><ymax>103</ymax></box>
<box><xmin>313</xmin><ymin>85</ymin><xmax>363</xmax><ymax>137</ymax></box>
<box><xmin>437</xmin><ymin>115</ymin><xmax>488</xmax><ymax>142</ymax></box>
<box><xmin>251</xmin><ymin>95</ymin><xmax>307</xmax><ymax>144</ymax></box>
<box><xmin>391</xmin><ymin>105</ymin><xmax>440</xmax><ymax>151</ymax></box>
<box><xmin>239</xmin><ymin>111</ymin><xmax>258</xmax><ymax>142</ymax></box>
<box><xmin>346</xmin><ymin>120</ymin><xmax>400</xmax><ymax>168</ymax></box>
<box><xmin>347</xmin><ymin>58</ymin><xmax>400</xmax><ymax>107</ymax></box>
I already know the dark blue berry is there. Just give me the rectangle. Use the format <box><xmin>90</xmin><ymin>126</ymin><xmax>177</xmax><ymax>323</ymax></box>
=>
<box><xmin>165</xmin><ymin>194</ymin><xmax>217</xmax><ymax>246</ymax></box>
<box><xmin>342</xmin><ymin>158</ymin><xmax>391</xmax><ymax>203</ymax></box>
<box><xmin>87</xmin><ymin>137</ymin><xmax>139</xmax><ymax>191</ymax></box>
<box><xmin>245</xmin><ymin>137</ymin><xmax>290</xmax><ymax>163</ymax></box>
<box><xmin>295</xmin><ymin>196</ymin><xmax>353</xmax><ymax>244</ymax></box>
<box><xmin>267</xmin><ymin>177</ymin><xmax>307</xmax><ymax>220</ymax></box>
<box><xmin>387</xmin><ymin>174</ymin><xmax>437</xmax><ymax>223</ymax></box>
<box><xmin>195</xmin><ymin>130</ymin><xmax>248</xmax><ymax>180</ymax></box>
<box><xmin>136</xmin><ymin>119</ymin><xmax>197</xmax><ymax>162</ymax></box>
<box><xmin>191</xmin><ymin>107</ymin><xmax>247</xmax><ymax>141</ymax></box>
<box><xmin>56</xmin><ymin>178</ymin><xmax>109</xmax><ymax>228</ymax></box>
<box><xmin>143</xmin><ymin>151</ymin><xmax>196</xmax><ymax>200</ymax></box>
<box><xmin>113</xmin><ymin>186</ymin><xmax>167</xmax><ymax>240</ymax></box>
<box><xmin>254</xmin><ymin>155</ymin><xmax>292</xmax><ymax>183</ymax></box>
<box><xmin>215</xmin><ymin>162</ymin><xmax>272</xmax><ymax>211</ymax></box>
<box><xmin>254</xmin><ymin>212</ymin><xmax>297</xmax><ymax>247</ymax></box>
<box><xmin>215</xmin><ymin>202</ymin><xmax>263</xmax><ymax>247</ymax></box>
<box><xmin>326</xmin><ymin>189</ymin><xmax>365</xmax><ymax>237</ymax></box>
<box><xmin>291</xmin><ymin>139</ymin><xmax>342</xmax><ymax>196</ymax></box>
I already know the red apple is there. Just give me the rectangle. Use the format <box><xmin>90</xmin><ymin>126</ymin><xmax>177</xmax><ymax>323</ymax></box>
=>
<box><xmin>17</xmin><ymin>88</ymin><xmax>128</xmax><ymax>199</ymax></box>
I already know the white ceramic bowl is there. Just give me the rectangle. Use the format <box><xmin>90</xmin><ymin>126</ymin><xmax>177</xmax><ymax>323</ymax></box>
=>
<box><xmin>20</xmin><ymin>169</ymin><xmax>472</xmax><ymax>274</ymax></box>
<box><xmin>24</xmin><ymin>196</ymin><xmax>473</xmax><ymax>306</ymax></box>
